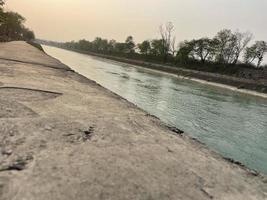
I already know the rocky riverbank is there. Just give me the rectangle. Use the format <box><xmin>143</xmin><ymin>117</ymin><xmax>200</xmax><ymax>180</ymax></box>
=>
<box><xmin>0</xmin><ymin>41</ymin><xmax>266</xmax><ymax>200</ymax></box>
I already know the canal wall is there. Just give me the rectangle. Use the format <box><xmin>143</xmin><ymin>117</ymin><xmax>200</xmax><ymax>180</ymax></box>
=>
<box><xmin>0</xmin><ymin>41</ymin><xmax>266</xmax><ymax>200</ymax></box>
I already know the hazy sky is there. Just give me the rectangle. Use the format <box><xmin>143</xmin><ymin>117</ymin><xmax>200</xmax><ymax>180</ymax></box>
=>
<box><xmin>5</xmin><ymin>0</ymin><xmax>267</xmax><ymax>43</ymax></box>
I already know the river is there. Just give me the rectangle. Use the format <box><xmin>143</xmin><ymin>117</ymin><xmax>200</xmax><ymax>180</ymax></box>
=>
<box><xmin>43</xmin><ymin>45</ymin><xmax>267</xmax><ymax>175</ymax></box>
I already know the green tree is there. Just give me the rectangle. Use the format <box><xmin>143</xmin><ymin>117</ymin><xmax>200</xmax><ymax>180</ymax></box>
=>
<box><xmin>244</xmin><ymin>41</ymin><xmax>267</xmax><ymax>67</ymax></box>
<box><xmin>114</xmin><ymin>42</ymin><xmax>127</xmax><ymax>53</ymax></box>
<box><xmin>212</xmin><ymin>30</ymin><xmax>251</xmax><ymax>65</ymax></box>
<box><xmin>91</xmin><ymin>37</ymin><xmax>109</xmax><ymax>52</ymax></box>
<box><xmin>214</xmin><ymin>29</ymin><xmax>234</xmax><ymax>63</ymax></box>
<box><xmin>192</xmin><ymin>38</ymin><xmax>215</xmax><ymax>63</ymax></box>
<box><xmin>78</xmin><ymin>39</ymin><xmax>91</xmax><ymax>51</ymax></box>
<box><xmin>125</xmin><ymin>36</ymin><xmax>135</xmax><ymax>53</ymax></box>
<box><xmin>0</xmin><ymin>2</ymin><xmax>35</xmax><ymax>42</ymax></box>
<box><xmin>107</xmin><ymin>39</ymin><xmax>116</xmax><ymax>52</ymax></box>
<box><xmin>150</xmin><ymin>39</ymin><xmax>165</xmax><ymax>57</ymax></box>
<box><xmin>0</xmin><ymin>11</ymin><xmax>25</xmax><ymax>40</ymax></box>
<box><xmin>22</xmin><ymin>27</ymin><xmax>35</xmax><ymax>41</ymax></box>
<box><xmin>138</xmin><ymin>40</ymin><xmax>151</xmax><ymax>55</ymax></box>
<box><xmin>176</xmin><ymin>40</ymin><xmax>195</xmax><ymax>64</ymax></box>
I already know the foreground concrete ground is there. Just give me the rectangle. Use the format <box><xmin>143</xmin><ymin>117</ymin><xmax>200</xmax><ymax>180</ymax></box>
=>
<box><xmin>0</xmin><ymin>41</ymin><xmax>266</xmax><ymax>200</ymax></box>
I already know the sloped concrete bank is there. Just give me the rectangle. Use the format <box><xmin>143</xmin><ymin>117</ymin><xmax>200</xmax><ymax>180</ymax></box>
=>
<box><xmin>0</xmin><ymin>41</ymin><xmax>266</xmax><ymax>200</ymax></box>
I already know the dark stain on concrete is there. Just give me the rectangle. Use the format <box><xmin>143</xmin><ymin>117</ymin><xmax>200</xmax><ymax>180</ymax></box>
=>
<box><xmin>0</xmin><ymin>87</ymin><xmax>62</xmax><ymax>102</ymax></box>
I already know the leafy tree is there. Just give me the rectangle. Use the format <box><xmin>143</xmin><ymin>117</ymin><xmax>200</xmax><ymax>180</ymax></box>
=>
<box><xmin>176</xmin><ymin>40</ymin><xmax>195</xmax><ymax>64</ymax></box>
<box><xmin>78</xmin><ymin>39</ymin><xmax>91</xmax><ymax>51</ymax></box>
<box><xmin>214</xmin><ymin>29</ymin><xmax>234</xmax><ymax>63</ymax></box>
<box><xmin>107</xmin><ymin>39</ymin><xmax>116</xmax><ymax>52</ymax></box>
<box><xmin>191</xmin><ymin>38</ymin><xmax>215</xmax><ymax>63</ymax></box>
<box><xmin>212</xmin><ymin>29</ymin><xmax>252</xmax><ymax>65</ymax></box>
<box><xmin>22</xmin><ymin>27</ymin><xmax>35</xmax><ymax>41</ymax></box>
<box><xmin>150</xmin><ymin>39</ymin><xmax>165</xmax><ymax>57</ymax></box>
<box><xmin>176</xmin><ymin>38</ymin><xmax>217</xmax><ymax>64</ymax></box>
<box><xmin>125</xmin><ymin>36</ymin><xmax>135</xmax><ymax>53</ymax></box>
<box><xmin>0</xmin><ymin>2</ymin><xmax>35</xmax><ymax>42</ymax></box>
<box><xmin>244</xmin><ymin>45</ymin><xmax>257</xmax><ymax>64</ymax></box>
<box><xmin>244</xmin><ymin>41</ymin><xmax>267</xmax><ymax>67</ymax></box>
<box><xmin>114</xmin><ymin>42</ymin><xmax>127</xmax><ymax>53</ymax></box>
<box><xmin>0</xmin><ymin>11</ymin><xmax>25</xmax><ymax>40</ymax></box>
<box><xmin>138</xmin><ymin>40</ymin><xmax>151</xmax><ymax>55</ymax></box>
<box><xmin>91</xmin><ymin>37</ymin><xmax>109</xmax><ymax>52</ymax></box>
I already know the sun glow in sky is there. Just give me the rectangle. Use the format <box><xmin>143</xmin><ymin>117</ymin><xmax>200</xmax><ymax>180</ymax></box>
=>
<box><xmin>5</xmin><ymin>0</ymin><xmax>267</xmax><ymax>43</ymax></box>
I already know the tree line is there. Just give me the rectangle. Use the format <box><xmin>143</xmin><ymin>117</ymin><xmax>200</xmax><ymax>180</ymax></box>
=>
<box><xmin>63</xmin><ymin>22</ymin><xmax>267</xmax><ymax>69</ymax></box>
<box><xmin>177</xmin><ymin>29</ymin><xmax>267</xmax><ymax>68</ymax></box>
<box><xmin>0</xmin><ymin>0</ymin><xmax>35</xmax><ymax>42</ymax></box>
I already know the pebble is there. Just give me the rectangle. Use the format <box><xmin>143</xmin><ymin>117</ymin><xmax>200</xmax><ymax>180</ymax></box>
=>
<box><xmin>44</xmin><ymin>125</ymin><xmax>53</xmax><ymax>131</ymax></box>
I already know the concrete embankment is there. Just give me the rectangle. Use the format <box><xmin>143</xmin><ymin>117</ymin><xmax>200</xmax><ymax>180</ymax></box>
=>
<box><xmin>0</xmin><ymin>41</ymin><xmax>266</xmax><ymax>200</ymax></box>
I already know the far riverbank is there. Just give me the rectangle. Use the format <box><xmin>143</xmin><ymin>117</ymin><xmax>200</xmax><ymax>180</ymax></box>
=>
<box><xmin>45</xmin><ymin>45</ymin><xmax>267</xmax><ymax>98</ymax></box>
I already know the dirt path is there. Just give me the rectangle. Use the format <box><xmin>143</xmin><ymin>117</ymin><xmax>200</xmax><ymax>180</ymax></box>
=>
<box><xmin>0</xmin><ymin>41</ymin><xmax>266</xmax><ymax>200</ymax></box>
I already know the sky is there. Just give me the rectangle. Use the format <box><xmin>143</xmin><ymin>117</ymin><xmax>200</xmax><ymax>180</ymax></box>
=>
<box><xmin>5</xmin><ymin>0</ymin><xmax>267</xmax><ymax>44</ymax></box>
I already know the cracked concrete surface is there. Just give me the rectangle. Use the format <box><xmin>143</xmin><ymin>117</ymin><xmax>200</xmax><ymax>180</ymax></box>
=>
<box><xmin>0</xmin><ymin>41</ymin><xmax>266</xmax><ymax>200</ymax></box>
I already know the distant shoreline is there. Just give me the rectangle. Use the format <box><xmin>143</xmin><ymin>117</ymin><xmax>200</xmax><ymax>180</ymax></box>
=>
<box><xmin>42</xmin><ymin>45</ymin><xmax>267</xmax><ymax>98</ymax></box>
